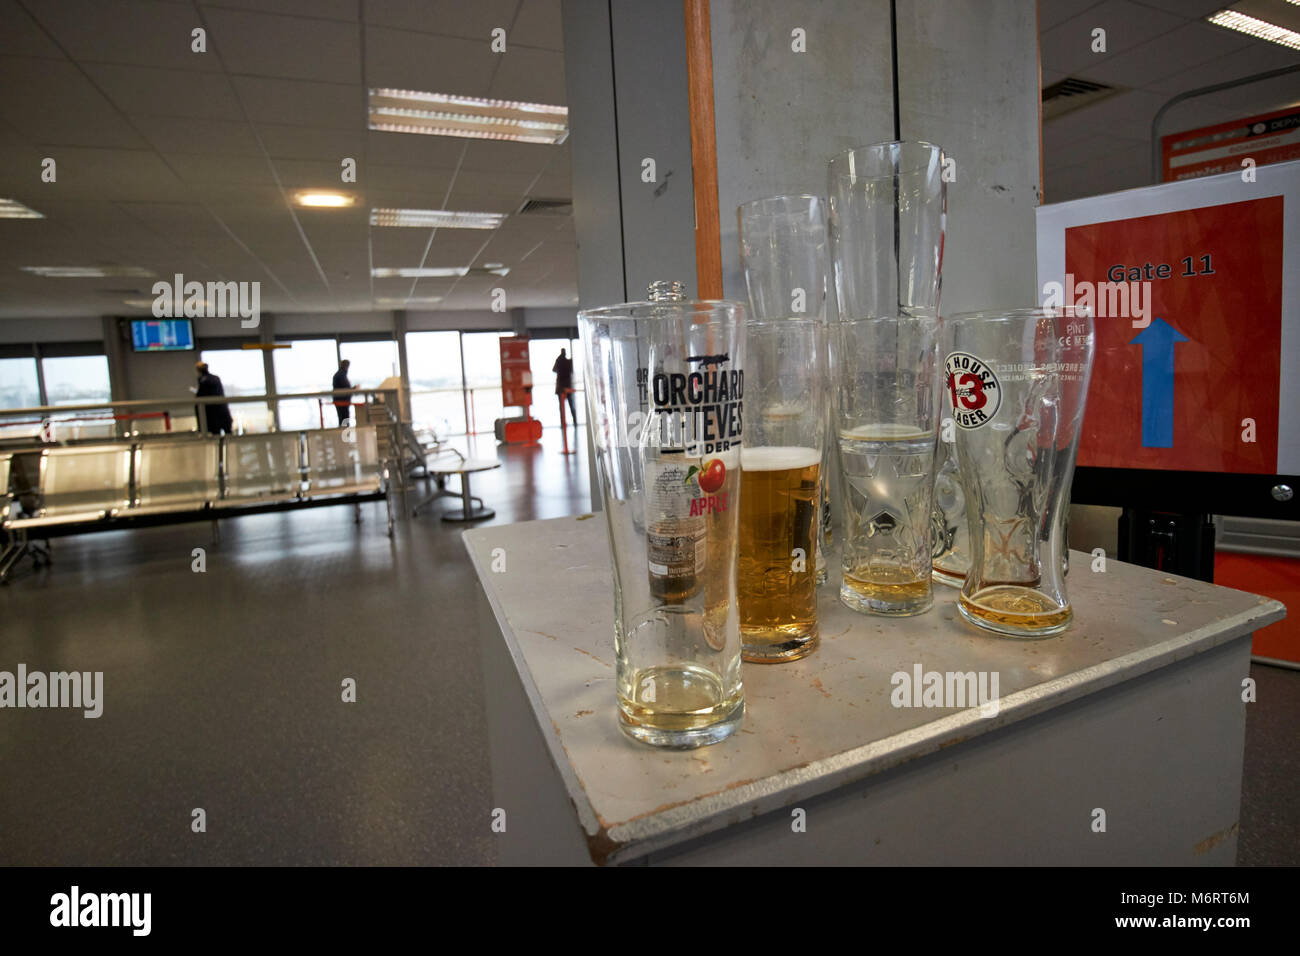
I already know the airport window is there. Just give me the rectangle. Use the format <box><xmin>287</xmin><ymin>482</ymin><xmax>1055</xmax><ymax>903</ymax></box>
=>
<box><xmin>273</xmin><ymin>338</ymin><xmax>339</xmax><ymax>430</ymax></box>
<box><xmin>405</xmin><ymin>330</ymin><xmax>467</xmax><ymax>437</ymax></box>
<box><xmin>460</xmin><ymin>331</ymin><xmax>509</xmax><ymax>435</ymax></box>
<box><xmin>0</xmin><ymin>356</ymin><xmax>41</xmax><ymax>410</ymax></box>
<box><xmin>529</xmin><ymin>338</ymin><xmax>584</xmax><ymax>429</ymax></box>
<box><xmin>199</xmin><ymin>348</ymin><xmax>270</xmax><ymax>434</ymax></box>
<box><xmin>41</xmin><ymin>354</ymin><xmax>111</xmax><ymax>414</ymax></box>
<box><xmin>338</xmin><ymin>339</ymin><xmax>399</xmax><ymax>389</ymax></box>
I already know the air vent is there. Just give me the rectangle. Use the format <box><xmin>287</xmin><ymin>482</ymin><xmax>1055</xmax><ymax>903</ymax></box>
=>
<box><xmin>516</xmin><ymin>197</ymin><xmax>572</xmax><ymax>216</ymax></box>
<box><xmin>1042</xmin><ymin>77</ymin><xmax>1120</xmax><ymax>121</ymax></box>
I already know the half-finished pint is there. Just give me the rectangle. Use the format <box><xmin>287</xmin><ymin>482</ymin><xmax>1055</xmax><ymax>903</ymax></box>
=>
<box><xmin>578</xmin><ymin>281</ymin><xmax>747</xmax><ymax>748</ymax></box>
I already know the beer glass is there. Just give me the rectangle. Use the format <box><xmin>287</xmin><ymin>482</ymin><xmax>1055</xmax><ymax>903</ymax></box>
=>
<box><xmin>932</xmin><ymin>316</ymin><xmax>970</xmax><ymax>587</ymax></box>
<box><xmin>737</xmin><ymin>195</ymin><xmax>827</xmax><ymax>662</ymax></box>
<box><xmin>946</xmin><ymin>307</ymin><xmax>1095</xmax><ymax>637</ymax></box>
<box><xmin>827</xmin><ymin>141</ymin><xmax>946</xmax><ymax>616</ymax></box>
<box><xmin>578</xmin><ymin>281</ymin><xmax>746</xmax><ymax>747</ymax></box>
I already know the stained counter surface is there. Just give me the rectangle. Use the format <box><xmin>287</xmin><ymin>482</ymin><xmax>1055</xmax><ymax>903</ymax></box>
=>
<box><xmin>464</xmin><ymin>515</ymin><xmax>1283</xmax><ymax>865</ymax></box>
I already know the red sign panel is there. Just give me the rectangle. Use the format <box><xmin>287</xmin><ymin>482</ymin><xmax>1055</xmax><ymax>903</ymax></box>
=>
<box><xmin>499</xmin><ymin>337</ymin><xmax>532</xmax><ymax>408</ymax></box>
<box><xmin>1162</xmin><ymin>106</ymin><xmax>1300</xmax><ymax>182</ymax></box>
<box><xmin>1066</xmin><ymin>196</ymin><xmax>1284</xmax><ymax>474</ymax></box>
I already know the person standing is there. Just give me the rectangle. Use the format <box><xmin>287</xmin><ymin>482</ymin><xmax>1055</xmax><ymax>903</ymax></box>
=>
<box><xmin>331</xmin><ymin>359</ymin><xmax>353</xmax><ymax>426</ymax></box>
<box><xmin>195</xmin><ymin>362</ymin><xmax>234</xmax><ymax>435</ymax></box>
<box><xmin>552</xmin><ymin>348</ymin><xmax>577</xmax><ymax>427</ymax></box>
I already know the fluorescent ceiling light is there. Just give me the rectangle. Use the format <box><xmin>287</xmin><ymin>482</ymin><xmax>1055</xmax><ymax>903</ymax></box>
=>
<box><xmin>22</xmin><ymin>265</ymin><xmax>156</xmax><ymax>278</ymax></box>
<box><xmin>371</xmin><ymin>265</ymin><xmax>510</xmax><ymax>279</ymax></box>
<box><xmin>123</xmin><ymin>296</ymin><xmax>211</xmax><ymax>310</ymax></box>
<box><xmin>1206</xmin><ymin>9</ymin><xmax>1300</xmax><ymax>50</ymax></box>
<box><xmin>368</xmin><ymin>88</ymin><xmax>568</xmax><ymax>144</ymax></box>
<box><xmin>294</xmin><ymin>191</ymin><xmax>356</xmax><ymax>208</ymax></box>
<box><xmin>374</xmin><ymin>296</ymin><xmax>444</xmax><ymax>307</ymax></box>
<box><xmin>0</xmin><ymin>198</ymin><xmax>43</xmax><ymax>219</ymax></box>
<box><xmin>370</xmin><ymin>208</ymin><xmax>504</xmax><ymax>229</ymax></box>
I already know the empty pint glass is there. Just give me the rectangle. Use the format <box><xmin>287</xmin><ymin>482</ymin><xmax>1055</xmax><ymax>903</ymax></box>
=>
<box><xmin>828</xmin><ymin>142</ymin><xmax>946</xmax><ymax>616</ymax></box>
<box><xmin>738</xmin><ymin>195</ymin><xmax>828</xmax><ymax>662</ymax></box>
<box><xmin>932</xmin><ymin>316</ymin><xmax>970</xmax><ymax>587</ymax></box>
<box><xmin>946</xmin><ymin>308</ymin><xmax>1095</xmax><ymax>637</ymax></box>
<box><xmin>578</xmin><ymin>282</ymin><xmax>746</xmax><ymax>747</ymax></box>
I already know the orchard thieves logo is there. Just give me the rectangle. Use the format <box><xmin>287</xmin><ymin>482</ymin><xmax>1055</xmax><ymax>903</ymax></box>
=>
<box><xmin>945</xmin><ymin>352</ymin><xmax>1001</xmax><ymax>429</ymax></box>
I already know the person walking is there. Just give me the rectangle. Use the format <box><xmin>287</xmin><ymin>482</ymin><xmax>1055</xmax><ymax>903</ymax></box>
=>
<box><xmin>331</xmin><ymin>359</ymin><xmax>353</xmax><ymax>426</ymax></box>
<box><xmin>552</xmin><ymin>348</ymin><xmax>577</xmax><ymax>427</ymax></box>
<box><xmin>195</xmin><ymin>362</ymin><xmax>234</xmax><ymax>435</ymax></box>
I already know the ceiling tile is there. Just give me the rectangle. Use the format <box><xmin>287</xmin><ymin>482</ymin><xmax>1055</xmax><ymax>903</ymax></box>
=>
<box><xmin>230</xmin><ymin>75</ymin><xmax>363</xmax><ymax>128</ymax></box>
<box><xmin>25</xmin><ymin>0</ymin><xmax>225</xmax><ymax>71</ymax></box>
<box><xmin>0</xmin><ymin>0</ymin><xmax>65</xmax><ymax>57</ymax></box>
<box><xmin>133</xmin><ymin>114</ymin><xmax>263</xmax><ymax>155</ymax></box>
<box><xmin>199</xmin><ymin>0</ymin><xmax>359</xmax><ymax>22</ymax></box>
<box><xmin>86</xmin><ymin>62</ymin><xmax>246</xmax><ymax>119</ymax></box>
<box><xmin>1040</xmin><ymin>0</ymin><xmax>1184</xmax><ymax>77</ymax></box>
<box><xmin>511</xmin><ymin>0</ymin><xmax>564</xmax><ymax>52</ymax></box>
<box><xmin>362</xmin><ymin>0</ymin><xmax>519</xmax><ymax>41</ymax></box>
<box><xmin>256</xmin><ymin>123</ymin><xmax>365</xmax><ymax>160</ymax></box>
<box><xmin>0</xmin><ymin>58</ymin><xmax>149</xmax><ymax>149</ymax></box>
<box><xmin>1073</xmin><ymin>20</ymin><xmax>1253</xmax><ymax>88</ymax></box>
<box><xmin>204</xmin><ymin>7</ymin><xmax>362</xmax><ymax>83</ymax></box>
<box><xmin>363</xmin><ymin>26</ymin><xmax>496</xmax><ymax>95</ymax></box>
<box><xmin>489</xmin><ymin>46</ymin><xmax>567</xmax><ymax>104</ymax></box>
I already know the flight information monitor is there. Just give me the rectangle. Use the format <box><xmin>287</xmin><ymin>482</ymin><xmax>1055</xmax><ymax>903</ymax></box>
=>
<box><xmin>130</xmin><ymin>318</ymin><xmax>195</xmax><ymax>352</ymax></box>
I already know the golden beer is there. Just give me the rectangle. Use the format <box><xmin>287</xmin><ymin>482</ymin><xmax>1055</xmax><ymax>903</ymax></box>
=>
<box><xmin>958</xmin><ymin>586</ymin><xmax>1072</xmax><ymax>637</ymax></box>
<box><xmin>738</xmin><ymin>446</ymin><xmax>821</xmax><ymax>662</ymax></box>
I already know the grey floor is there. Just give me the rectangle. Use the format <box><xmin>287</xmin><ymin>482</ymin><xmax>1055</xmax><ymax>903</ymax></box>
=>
<box><xmin>1</xmin><ymin>426</ymin><xmax>1295</xmax><ymax>865</ymax></box>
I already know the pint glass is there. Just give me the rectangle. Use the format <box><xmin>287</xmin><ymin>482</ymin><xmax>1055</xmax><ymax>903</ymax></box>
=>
<box><xmin>828</xmin><ymin>142</ymin><xmax>946</xmax><ymax>616</ymax></box>
<box><xmin>578</xmin><ymin>282</ymin><xmax>746</xmax><ymax>747</ymax></box>
<box><xmin>932</xmin><ymin>317</ymin><xmax>970</xmax><ymax>587</ymax></box>
<box><xmin>946</xmin><ymin>308</ymin><xmax>1095</xmax><ymax>637</ymax></box>
<box><xmin>738</xmin><ymin>195</ymin><xmax>827</xmax><ymax>662</ymax></box>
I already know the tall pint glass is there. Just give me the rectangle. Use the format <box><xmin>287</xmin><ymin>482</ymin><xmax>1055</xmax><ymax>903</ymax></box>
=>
<box><xmin>946</xmin><ymin>308</ymin><xmax>1095</xmax><ymax>637</ymax></box>
<box><xmin>827</xmin><ymin>141</ymin><xmax>946</xmax><ymax>616</ymax></box>
<box><xmin>738</xmin><ymin>195</ymin><xmax>827</xmax><ymax>662</ymax></box>
<box><xmin>578</xmin><ymin>281</ymin><xmax>746</xmax><ymax>747</ymax></box>
<box><xmin>932</xmin><ymin>316</ymin><xmax>970</xmax><ymax>588</ymax></box>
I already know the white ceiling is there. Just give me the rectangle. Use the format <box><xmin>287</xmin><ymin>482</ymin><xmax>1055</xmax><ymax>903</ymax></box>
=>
<box><xmin>1040</xmin><ymin>0</ymin><xmax>1300</xmax><ymax>202</ymax></box>
<box><xmin>0</xmin><ymin>0</ymin><xmax>576</xmax><ymax>319</ymax></box>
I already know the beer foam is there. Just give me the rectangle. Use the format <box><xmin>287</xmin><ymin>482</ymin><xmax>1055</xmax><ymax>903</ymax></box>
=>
<box><xmin>741</xmin><ymin>446</ymin><xmax>821</xmax><ymax>471</ymax></box>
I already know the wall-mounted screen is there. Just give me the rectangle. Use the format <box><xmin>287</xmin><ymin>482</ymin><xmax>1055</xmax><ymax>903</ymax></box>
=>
<box><xmin>131</xmin><ymin>318</ymin><xmax>194</xmax><ymax>352</ymax></box>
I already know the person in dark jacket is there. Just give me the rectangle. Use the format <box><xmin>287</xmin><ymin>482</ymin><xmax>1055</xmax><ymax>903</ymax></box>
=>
<box><xmin>552</xmin><ymin>348</ymin><xmax>577</xmax><ymax>427</ymax></box>
<box><xmin>195</xmin><ymin>362</ymin><xmax>234</xmax><ymax>435</ymax></box>
<box><xmin>331</xmin><ymin>359</ymin><xmax>353</xmax><ymax>426</ymax></box>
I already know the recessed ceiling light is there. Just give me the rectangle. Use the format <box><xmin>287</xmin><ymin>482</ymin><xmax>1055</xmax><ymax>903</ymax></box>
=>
<box><xmin>370</xmin><ymin>208</ymin><xmax>505</xmax><ymax>229</ymax></box>
<box><xmin>294</xmin><ymin>191</ymin><xmax>356</xmax><ymax>208</ymax></box>
<box><xmin>1206</xmin><ymin>9</ymin><xmax>1300</xmax><ymax>50</ymax></box>
<box><xmin>22</xmin><ymin>265</ymin><xmax>156</xmax><ymax>278</ymax></box>
<box><xmin>368</xmin><ymin>88</ymin><xmax>569</xmax><ymax>144</ymax></box>
<box><xmin>0</xmin><ymin>198</ymin><xmax>43</xmax><ymax>219</ymax></box>
<box><xmin>371</xmin><ymin>265</ymin><xmax>510</xmax><ymax>279</ymax></box>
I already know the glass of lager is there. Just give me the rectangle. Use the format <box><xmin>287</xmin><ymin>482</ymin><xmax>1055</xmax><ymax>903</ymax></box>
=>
<box><xmin>738</xmin><ymin>195</ymin><xmax>828</xmax><ymax>662</ymax></box>
<box><xmin>946</xmin><ymin>307</ymin><xmax>1095</xmax><ymax>637</ymax></box>
<box><xmin>827</xmin><ymin>142</ymin><xmax>946</xmax><ymax>616</ymax></box>
<box><xmin>578</xmin><ymin>281</ymin><xmax>746</xmax><ymax>747</ymax></box>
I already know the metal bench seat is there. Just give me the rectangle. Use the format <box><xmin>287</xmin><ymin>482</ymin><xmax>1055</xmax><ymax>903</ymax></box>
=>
<box><xmin>4</xmin><ymin>445</ymin><xmax>131</xmax><ymax>530</ymax></box>
<box><xmin>129</xmin><ymin>438</ymin><xmax>220</xmax><ymax>516</ymax></box>
<box><xmin>222</xmin><ymin>432</ymin><xmax>304</xmax><ymax>504</ymax></box>
<box><xmin>303</xmin><ymin>426</ymin><xmax>385</xmax><ymax>498</ymax></box>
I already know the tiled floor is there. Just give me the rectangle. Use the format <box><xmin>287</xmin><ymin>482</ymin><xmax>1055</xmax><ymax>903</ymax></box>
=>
<box><xmin>1</xmin><ymin>424</ymin><xmax>1294</xmax><ymax>864</ymax></box>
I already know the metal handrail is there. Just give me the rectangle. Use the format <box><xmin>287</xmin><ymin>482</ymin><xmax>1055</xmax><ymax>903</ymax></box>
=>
<box><xmin>0</xmin><ymin>387</ymin><xmax>400</xmax><ymax>418</ymax></box>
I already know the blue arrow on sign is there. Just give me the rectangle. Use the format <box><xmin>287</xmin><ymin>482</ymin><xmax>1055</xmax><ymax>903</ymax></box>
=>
<box><xmin>1130</xmin><ymin>317</ymin><xmax>1189</xmax><ymax>448</ymax></box>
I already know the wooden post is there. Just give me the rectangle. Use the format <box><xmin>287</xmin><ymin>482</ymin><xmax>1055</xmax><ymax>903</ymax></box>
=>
<box><xmin>684</xmin><ymin>0</ymin><xmax>722</xmax><ymax>300</ymax></box>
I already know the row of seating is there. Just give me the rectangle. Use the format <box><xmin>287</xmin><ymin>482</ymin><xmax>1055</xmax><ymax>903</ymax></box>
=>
<box><xmin>1</xmin><ymin>426</ymin><xmax>391</xmax><ymax>543</ymax></box>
